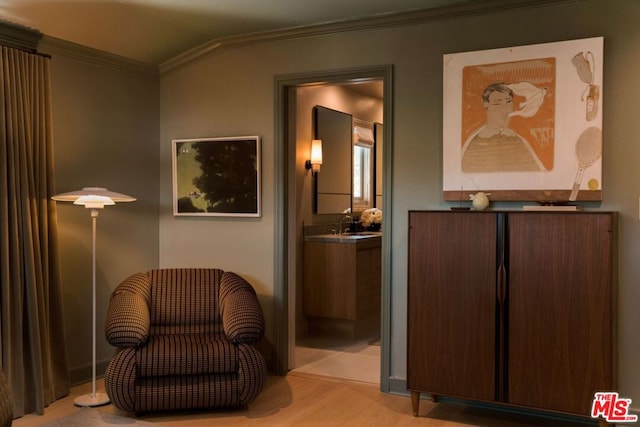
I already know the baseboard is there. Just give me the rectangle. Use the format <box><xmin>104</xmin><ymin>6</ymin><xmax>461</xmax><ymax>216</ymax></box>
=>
<box><xmin>387</xmin><ymin>377</ymin><xmax>409</xmax><ymax>397</ymax></box>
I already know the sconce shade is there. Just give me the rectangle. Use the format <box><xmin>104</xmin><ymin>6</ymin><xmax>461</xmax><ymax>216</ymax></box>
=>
<box><xmin>52</xmin><ymin>187</ymin><xmax>136</xmax><ymax>209</ymax></box>
<box><xmin>310</xmin><ymin>139</ymin><xmax>323</xmax><ymax>166</ymax></box>
<box><xmin>305</xmin><ymin>139</ymin><xmax>323</xmax><ymax>175</ymax></box>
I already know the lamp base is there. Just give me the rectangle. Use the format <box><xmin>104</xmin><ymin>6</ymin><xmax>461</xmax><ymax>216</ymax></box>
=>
<box><xmin>74</xmin><ymin>392</ymin><xmax>110</xmax><ymax>407</ymax></box>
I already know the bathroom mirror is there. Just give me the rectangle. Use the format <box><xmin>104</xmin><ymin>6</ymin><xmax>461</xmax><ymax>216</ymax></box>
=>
<box><xmin>313</xmin><ymin>105</ymin><xmax>381</xmax><ymax>214</ymax></box>
<box><xmin>313</xmin><ymin>106</ymin><xmax>352</xmax><ymax>214</ymax></box>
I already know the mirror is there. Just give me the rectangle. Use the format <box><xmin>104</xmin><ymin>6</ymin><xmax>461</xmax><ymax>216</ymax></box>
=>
<box><xmin>313</xmin><ymin>106</ymin><xmax>352</xmax><ymax>214</ymax></box>
<box><xmin>313</xmin><ymin>105</ymin><xmax>382</xmax><ymax>214</ymax></box>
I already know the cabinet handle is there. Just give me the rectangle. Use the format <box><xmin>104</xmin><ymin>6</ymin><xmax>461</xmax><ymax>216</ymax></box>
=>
<box><xmin>497</xmin><ymin>264</ymin><xmax>506</xmax><ymax>306</ymax></box>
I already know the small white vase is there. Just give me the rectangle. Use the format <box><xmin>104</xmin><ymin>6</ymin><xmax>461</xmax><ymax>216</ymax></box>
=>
<box><xmin>470</xmin><ymin>192</ymin><xmax>490</xmax><ymax>211</ymax></box>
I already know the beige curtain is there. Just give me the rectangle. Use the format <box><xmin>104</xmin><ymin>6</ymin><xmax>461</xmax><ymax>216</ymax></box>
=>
<box><xmin>0</xmin><ymin>45</ymin><xmax>69</xmax><ymax>416</ymax></box>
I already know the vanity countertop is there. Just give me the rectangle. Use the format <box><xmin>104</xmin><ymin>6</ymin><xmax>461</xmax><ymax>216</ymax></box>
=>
<box><xmin>304</xmin><ymin>232</ymin><xmax>382</xmax><ymax>243</ymax></box>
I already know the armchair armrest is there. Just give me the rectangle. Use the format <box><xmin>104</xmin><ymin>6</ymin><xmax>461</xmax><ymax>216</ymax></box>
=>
<box><xmin>219</xmin><ymin>272</ymin><xmax>265</xmax><ymax>344</ymax></box>
<box><xmin>105</xmin><ymin>272</ymin><xmax>151</xmax><ymax>347</ymax></box>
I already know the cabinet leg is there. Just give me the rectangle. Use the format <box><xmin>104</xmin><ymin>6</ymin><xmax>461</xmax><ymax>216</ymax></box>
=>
<box><xmin>410</xmin><ymin>391</ymin><xmax>420</xmax><ymax>416</ymax></box>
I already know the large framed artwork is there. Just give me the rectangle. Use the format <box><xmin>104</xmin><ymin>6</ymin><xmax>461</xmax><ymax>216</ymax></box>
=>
<box><xmin>172</xmin><ymin>136</ymin><xmax>261</xmax><ymax>217</ymax></box>
<box><xmin>443</xmin><ymin>37</ymin><xmax>603</xmax><ymax>202</ymax></box>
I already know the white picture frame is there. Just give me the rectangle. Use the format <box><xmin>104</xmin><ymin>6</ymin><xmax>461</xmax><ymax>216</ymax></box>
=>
<box><xmin>172</xmin><ymin>136</ymin><xmax>261</xmax><ymax>217</ymax></box>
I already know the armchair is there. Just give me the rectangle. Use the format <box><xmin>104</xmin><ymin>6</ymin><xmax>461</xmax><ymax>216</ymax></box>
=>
<box><xmin>104</xmin><ymin>268</ymin><xmax>266</xmax><ymax>413</ymax></box>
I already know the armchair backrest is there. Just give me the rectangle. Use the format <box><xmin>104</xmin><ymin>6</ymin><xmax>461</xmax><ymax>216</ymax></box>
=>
<box><xmin>149</xmin><ymin>268</ymin><xmax>224</xmax><ymax>335</ymax></box>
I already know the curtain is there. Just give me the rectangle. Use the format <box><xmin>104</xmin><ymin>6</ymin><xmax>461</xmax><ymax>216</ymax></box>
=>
<box><xmin>0</xmin><ymin>45</ymin><xmax>69</xmax><ymax>416</ymax></box>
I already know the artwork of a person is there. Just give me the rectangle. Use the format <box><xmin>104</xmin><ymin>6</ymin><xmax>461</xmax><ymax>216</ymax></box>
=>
<box><xmin>461</xmin><ymin>82</ymin><xmax>547</xmax><ymax>173</ymax></box>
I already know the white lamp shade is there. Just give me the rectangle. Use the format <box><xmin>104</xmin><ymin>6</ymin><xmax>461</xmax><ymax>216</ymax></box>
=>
<box><xmin>52</xmin><ymin>187</ymin><xmax>136</xmax><ymax>208</ymax></box>
<box><xmin>310</xmin><ymin>139</ymin><xmax>323</xmax><ymax>165</ymax></box>
<box><xmin>74</xmin><ymin>195</ymin><xmax>115</xmax><ymax>209</ymax></box>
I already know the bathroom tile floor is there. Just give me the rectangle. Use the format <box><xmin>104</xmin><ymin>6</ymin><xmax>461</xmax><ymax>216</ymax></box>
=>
<box><xmin>293</xmin><ymin>336</ymin><xmax>380</xmax><ymax>384</ymax></box>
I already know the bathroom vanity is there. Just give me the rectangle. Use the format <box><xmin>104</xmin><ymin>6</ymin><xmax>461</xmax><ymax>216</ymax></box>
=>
<box><xmin>303</xmin><ymin>233</ymin><xmax>381</xmax><ymax>339</ymax></box>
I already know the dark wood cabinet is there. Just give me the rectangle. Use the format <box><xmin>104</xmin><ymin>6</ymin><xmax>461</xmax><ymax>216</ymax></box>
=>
<box><xmin>407</xmin><ymin>211</ymin><xmax>615</xmax><ymax>420</ymax></box>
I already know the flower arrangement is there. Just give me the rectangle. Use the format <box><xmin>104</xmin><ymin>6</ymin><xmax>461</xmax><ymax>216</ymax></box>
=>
<box><xmin>360</xmin><ymin>208</ymin><xmax>382</xmax><ymax>228</ymax></box>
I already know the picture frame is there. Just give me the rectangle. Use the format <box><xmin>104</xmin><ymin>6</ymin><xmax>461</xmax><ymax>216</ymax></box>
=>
<box><xmin>172</xmin><ymin>136</ymin><xmax>261</xmax><ymax>217</ymax></box>
<box><xmin>442</xmin><ymin>37</ymin><xmax>603</xmax><ymax>202</ymax></box>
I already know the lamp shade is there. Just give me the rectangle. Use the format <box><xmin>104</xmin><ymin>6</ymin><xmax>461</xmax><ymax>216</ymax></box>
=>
<box><xmin>52</xmin><ymin>187</ymin><xmax>136</xmax><ymax>208</ymax></box>
<box><xmin>310</xmin><ymin>139</ymin><xmax>323</xmax><ymax>165</ymax></box>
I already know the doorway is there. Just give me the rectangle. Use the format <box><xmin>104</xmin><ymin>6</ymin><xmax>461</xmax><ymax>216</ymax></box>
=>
<box><xmin>293</xmin><ymin>82</ymin><xmax>382</xmax><ymax>384</ymax></box>
<box><xmin>273</xmin><ymin>65</ymin><xmax>393</xmax><ymax>391</ymax></box>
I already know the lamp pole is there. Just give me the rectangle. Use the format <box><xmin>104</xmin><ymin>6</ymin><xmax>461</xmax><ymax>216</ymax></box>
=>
<box><xmin>90</xmin><ymin>208</ymin><xmax>99</xmax><ymax>401</ymax></box>
<box><xmin>73</xmin><ymin>207</ymin><xmax>109</xmax><ymax>407</ymax></box>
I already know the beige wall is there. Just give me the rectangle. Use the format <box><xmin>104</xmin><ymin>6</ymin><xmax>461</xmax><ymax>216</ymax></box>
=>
<box><xmin>159</xmin><ymin>0</ymin><xmax>640</xmax><ymax>406</ymax></box>
<box><xmin>47</xmin><ymin>51</ymin><xmax>160</xmax><ymax>383</ymax></box>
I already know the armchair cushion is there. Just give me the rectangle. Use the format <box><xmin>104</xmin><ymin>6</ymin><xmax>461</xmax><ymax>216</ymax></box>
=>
<box><xmin>136</xmin><ymin>333</ymin><xmax>238</xmax><ymax>377</ymax></box>
<box><xmin>149</xmin><ymin>269</ymin><xmax>223</xmax><ymax>335</ymax></box>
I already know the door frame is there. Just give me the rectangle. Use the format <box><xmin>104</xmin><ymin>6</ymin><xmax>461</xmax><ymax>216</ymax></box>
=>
<box><xmin>273</xmin><ymin>64</ymin><xmax>393</xmax><ymax>391</ymax></box>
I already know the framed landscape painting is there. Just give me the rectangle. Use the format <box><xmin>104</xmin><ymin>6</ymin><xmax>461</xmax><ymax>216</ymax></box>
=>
<box><xmin>172</xmin><ymin>136</ymin><xmax>261</xmax><ymax>217</ymax></box>
<box><xmin>442</xmin><ymin>37</ymin><xmax>603</xmax><ymax>202</ymax></box>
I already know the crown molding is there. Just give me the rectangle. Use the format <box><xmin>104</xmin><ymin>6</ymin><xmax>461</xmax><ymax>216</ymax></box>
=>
<box><xmin>39</xmin><ymin>36</ymin><xmax>159</xmax><ymax>78</ymax></box>
<box><xmin>0</xmin><ymin>18</ymin><xmax>42</xmax><ymax>52</ymax></box>
<box><xmin>160</xmin><ymin>0</ymin><xmax>586</xmax><ymax>74</ymax></box>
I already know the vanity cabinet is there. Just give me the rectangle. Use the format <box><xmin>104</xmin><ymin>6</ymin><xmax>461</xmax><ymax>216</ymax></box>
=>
<box><xmin>407</xmin><ymin>211</ymin><xmax>615</xmax><ymax>420</ymax></box>
<box><xmin>303</xmin><ymin>234</ymin><xmax>381</xmax><ymax>338</ymax></box>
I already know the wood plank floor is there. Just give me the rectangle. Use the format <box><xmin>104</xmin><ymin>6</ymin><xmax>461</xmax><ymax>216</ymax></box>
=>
<box><xmin>13</xmin><ymin>373</ymin><xmax>596</xmax><ymax>426</ymax></box>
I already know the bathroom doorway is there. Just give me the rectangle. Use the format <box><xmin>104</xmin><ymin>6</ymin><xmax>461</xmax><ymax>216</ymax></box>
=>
<box><xmin>273</xmin><ymin>65</ymin><xmax>392</xmax><ymax>390</ymax></box>
<box><xmin>293</xmin><ymin>81</ymin><xmax>382</xmax><ymax>384</ymax></box>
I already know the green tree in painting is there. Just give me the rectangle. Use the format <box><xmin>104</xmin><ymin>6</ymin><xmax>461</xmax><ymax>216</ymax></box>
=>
<box><xmin>193</xmin><ymin>139</ymin><xmax>257</xmax><ymax>213</ymax></box>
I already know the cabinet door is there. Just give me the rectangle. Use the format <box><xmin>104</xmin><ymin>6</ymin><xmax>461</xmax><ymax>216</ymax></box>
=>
<box><xmin>507</xmin><ymin>213</ymin><xmax>614</xmax><ymax>415</ymax></box>
<box><xmin>407</xmin><ymin>212</ymin><xmax>497</xmax><ymax>401</ymax></box>
<box><xmin>303</xmin><ymin>241</ymin><xmax>357</xmax><ymax>320</ymax></box>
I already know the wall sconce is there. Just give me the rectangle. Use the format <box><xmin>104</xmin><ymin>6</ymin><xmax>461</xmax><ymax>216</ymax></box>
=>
<box><xmin>305</xmin><ymin>139</ymin><xmax>323</xmax><ymax>176</ymax></box>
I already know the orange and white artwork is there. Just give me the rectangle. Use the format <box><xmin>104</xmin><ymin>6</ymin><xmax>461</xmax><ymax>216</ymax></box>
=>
<box><xmin>443</xmin><ymin>37</ymin><xmax>603</xmax><ymax>202</ymax></box>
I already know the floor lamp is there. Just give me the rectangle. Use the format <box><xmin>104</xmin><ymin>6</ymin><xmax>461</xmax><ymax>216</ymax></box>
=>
<box><xmin>52</xmin><ymin>187</ymin><xmax>136</xmax><ymax>407</ymax></box>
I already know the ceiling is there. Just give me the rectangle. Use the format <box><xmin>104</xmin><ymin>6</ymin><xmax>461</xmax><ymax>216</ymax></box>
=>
<box><xmin>0</xmin><ymin>0</ymin><xmax>471</xmax><ymax>65</ymax></box>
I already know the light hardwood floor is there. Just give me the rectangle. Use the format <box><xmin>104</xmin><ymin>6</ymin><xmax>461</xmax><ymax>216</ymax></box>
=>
<box><xmin>13</xmin><ymin>374</ymin><xmax>596</xmax><ymax>427</ymax></box>
<box><xmin>293</xmin><ymin>338</ymin><xmax>380</xmax><ymax>384</ymax></box>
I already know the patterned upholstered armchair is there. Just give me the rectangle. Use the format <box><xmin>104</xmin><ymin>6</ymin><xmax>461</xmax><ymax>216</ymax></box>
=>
<box><xmin>104</xmin><ymin>268</ymin><xmax>266</xmax><ymax>414</ymax></box>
